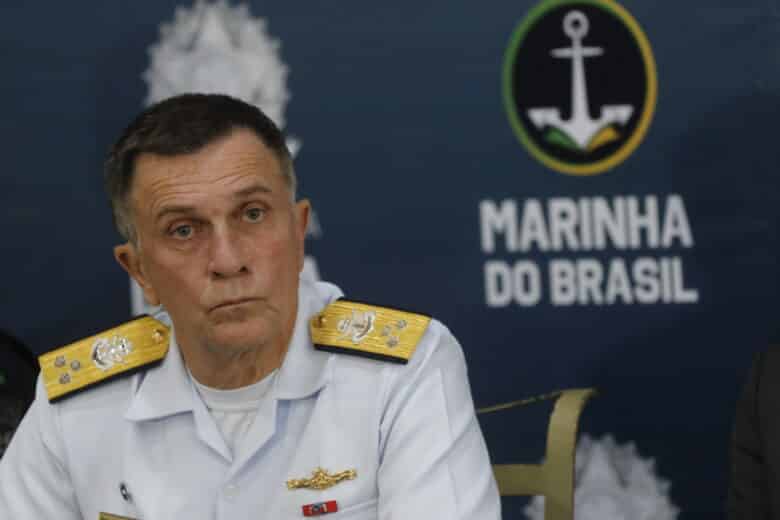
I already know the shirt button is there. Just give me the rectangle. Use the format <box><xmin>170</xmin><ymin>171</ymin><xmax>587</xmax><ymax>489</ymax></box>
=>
<box><xmin>224</xmin><ymin>484</ymin><xmax>239</xmax><ymax>501</ymax></box>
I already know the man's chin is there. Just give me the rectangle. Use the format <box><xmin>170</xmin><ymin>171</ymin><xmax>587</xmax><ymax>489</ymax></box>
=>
<box><xmin>205</xmin><ymin>317</ymin><xmax>275</xmax><ymax>354</ymax></box>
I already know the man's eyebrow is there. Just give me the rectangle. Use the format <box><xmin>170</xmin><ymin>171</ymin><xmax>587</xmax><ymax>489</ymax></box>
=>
<box><xmin>234</xmin><ymin>184</ymin><xmax>272</xmax><ymax>198</ymax></box>
<box><xmin>153</xmin><ymin>185</ymin><xmax>273</xmax><ymax>222</ymax></box>
<box><xmin>155</xmin><ymin>205</ymin><xmax>197</xmax><ymax>222</ymax></box>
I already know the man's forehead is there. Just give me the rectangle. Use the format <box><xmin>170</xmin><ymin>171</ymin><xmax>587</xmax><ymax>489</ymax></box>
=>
<box><xmin>134</xmin><ymin>131</ymin><xmax>280</xmax><ymax>179</ymax></box>
<box><xmin>135</xmin><ymin>173</ymin><xmax>277</xmax><ymax>214</ymax></box>
<box><xmin>130</xmin><ymin>133</ymin><xmax>284</xmax><ymax>205</ymax></box>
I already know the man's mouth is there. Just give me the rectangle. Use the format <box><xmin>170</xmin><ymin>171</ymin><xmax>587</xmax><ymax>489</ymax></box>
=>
<box><xmin>209</xmin><ymin>298</ymin><xmax>260</xmax><ymax>312</ymax></box>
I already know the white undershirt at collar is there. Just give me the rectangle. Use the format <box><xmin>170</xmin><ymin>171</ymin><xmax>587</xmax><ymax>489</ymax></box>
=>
<box><xmin>190</xmin><ymin>369</ymin><xmax>278</xmax><ymax>457</ymax></box>
<box><xmin>192</xmin><ymin>370</ymin><xmax>277</xmax><ymax>412</ymax></box>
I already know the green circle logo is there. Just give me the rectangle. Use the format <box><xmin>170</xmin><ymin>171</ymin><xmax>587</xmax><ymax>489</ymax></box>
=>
<box><xmin>503</xmin><ymin>0</ymin><xmax>657</xmax><ymax>175</ymax></box>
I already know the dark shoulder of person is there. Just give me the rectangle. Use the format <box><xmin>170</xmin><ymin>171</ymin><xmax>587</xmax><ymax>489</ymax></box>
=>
<box><xmin>754</xmin><ymin>346</ymin><xmax>780</xmax><ymax>452</ymax></box>
<box><xmin>0</xmin><ymin>330</ymin><xmax>38</xmax><ymax>457</ymax></box>
<box><xmin>728</xmin><ymin>345</ymin><xmax>780</xmax><ymax>520</ymax></box>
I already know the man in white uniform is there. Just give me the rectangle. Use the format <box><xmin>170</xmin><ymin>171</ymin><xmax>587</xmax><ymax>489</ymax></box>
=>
<box><xmin>0</xmin><ymin>94</ymin><xmax>501</xmax><ymax>519</ymax></box>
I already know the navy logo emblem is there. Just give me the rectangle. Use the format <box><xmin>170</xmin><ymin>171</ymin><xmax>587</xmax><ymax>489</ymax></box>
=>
<box><xmin>503</xmin><ymin>0</ymin><xmax>657</xmax><ymax>175</ymax></box>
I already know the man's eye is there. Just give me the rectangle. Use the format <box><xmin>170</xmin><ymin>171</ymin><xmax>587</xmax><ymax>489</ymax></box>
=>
<box><xmin>244</xmin><ymin>207</ymin><xmax>265</xmax><ymax>222</ymax></box>
<box><xmin>170</xmin><ymin>225</ymin><xmax>194</xmax><ymax>239</ymax></box>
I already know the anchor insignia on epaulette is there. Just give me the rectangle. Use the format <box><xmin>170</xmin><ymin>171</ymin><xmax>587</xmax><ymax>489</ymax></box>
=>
<box><xmin>311</xmin><ymin>301</ymin><xmax>431</xmax><ymax>363</ymax></box>
<box><xmin>92</xmin><ymin>336</ymin><xmax>134</xmax><ymax>370</ymax></box>
<box><xmin>337</xmin><ymin>310</ymin><xmax>376</xmax><ymax>343</ymax></box>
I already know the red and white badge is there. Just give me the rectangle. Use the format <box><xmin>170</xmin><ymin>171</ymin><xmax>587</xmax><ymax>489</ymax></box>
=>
<box><xmin>302</xmin><ymin>500</ymin><xmax>338</xmax><ymax>517</ymax></box>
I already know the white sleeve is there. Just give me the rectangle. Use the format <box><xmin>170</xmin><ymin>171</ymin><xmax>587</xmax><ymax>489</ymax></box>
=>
<box><xmin>0</xmin><ymin>376</ymin><xmax>81</xmax><ymax>518</ymax></box>
<box><xmin>377</xmin><ymin>322</ymin><xmax>501</xmax><ymax>519</ymax></box>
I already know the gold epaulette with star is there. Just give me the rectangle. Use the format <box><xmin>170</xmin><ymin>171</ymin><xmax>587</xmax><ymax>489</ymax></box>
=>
<box><xmin>39</xmin><ymin>316</ymin><xmax>170</xmax><ymax>402</ymax></box>
<box><xmin>310</xmin><ymin>300</ymin><xmax>431</xmax><ymax>364</ymax></box>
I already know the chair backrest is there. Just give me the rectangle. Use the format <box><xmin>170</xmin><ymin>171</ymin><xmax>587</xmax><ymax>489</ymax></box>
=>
<box><xmin>484</xmin><ymin>388</ymin><xmax>596</xmax><ymax>520</ymax></box>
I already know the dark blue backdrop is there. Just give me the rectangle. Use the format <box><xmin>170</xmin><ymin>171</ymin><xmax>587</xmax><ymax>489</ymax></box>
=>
<box><xmin>2</xmin><ymin>1</ymin><xmax>779</xmax><ymax>517</ymax></box>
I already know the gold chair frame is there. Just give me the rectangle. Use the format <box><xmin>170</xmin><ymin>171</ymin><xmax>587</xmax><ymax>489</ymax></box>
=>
<box><xmin>480</xmin><ymin>388</ymin><xmax>596</xmax><ymax>520</ymax></box>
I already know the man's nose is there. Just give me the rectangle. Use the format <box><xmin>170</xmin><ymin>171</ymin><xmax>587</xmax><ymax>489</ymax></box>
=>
<box><xmin>208</xmin><ymin>226</ymin><xmax>249</xmax><ymax>278</ymax></box>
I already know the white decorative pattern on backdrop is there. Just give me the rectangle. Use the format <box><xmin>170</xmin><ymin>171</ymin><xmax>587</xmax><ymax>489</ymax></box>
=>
<box><xmin>144</xmin><ymin>0</ymin><xmax>290</xmax><ymax>128</ymax></box>
<box><xmin>524</xmin><ymin>434</ymin><xmax>679</xmax><ymax>519</ymax></box>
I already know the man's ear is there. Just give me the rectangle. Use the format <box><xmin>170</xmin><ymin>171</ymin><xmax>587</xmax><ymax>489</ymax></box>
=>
<box><xmin>114</xmin><ymin>243</ymin><xmax>160</xmax><ymax>306</ymax></box>
<box><xmin>294</xmin><ymin>199</ymin><xmax>311</xmax><ymax>271</ymax></box>
<box><xmin>295</xmin><ymin>199</ymin><xmax>311</xmax><ymax>241</ymax></box>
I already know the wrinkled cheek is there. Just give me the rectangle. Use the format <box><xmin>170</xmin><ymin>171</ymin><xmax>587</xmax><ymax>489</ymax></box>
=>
<box><xmin>252</xmin><ymin>238</ymin><xmax>297</xmax><ymax>278</ymax></box>
<box><xmin>253</xmin><ymin>244</ymin><xmax>303</xmax><ymax>316</ymax></box>
<box><xmin>146</xmin><ymin>261</ymin><xmax>203</xmax><ymax>312</ymax></box>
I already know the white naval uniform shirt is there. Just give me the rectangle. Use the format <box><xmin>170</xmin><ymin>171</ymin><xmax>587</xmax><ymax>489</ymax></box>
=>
<box><xmin>0</xmin><ymin>279</ymin><xmax>501</xmax><ymax>519</ymax></box>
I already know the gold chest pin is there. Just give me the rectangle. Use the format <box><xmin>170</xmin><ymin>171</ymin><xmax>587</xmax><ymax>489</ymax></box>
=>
<box><xmin>287</xmin><ymin>467</ymin><xmax>357</xmax><ymax>490</ymax></box>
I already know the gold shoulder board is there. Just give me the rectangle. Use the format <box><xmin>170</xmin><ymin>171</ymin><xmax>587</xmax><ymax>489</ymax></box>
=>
<box><xmin>39</xmin><ymin>316</ymin><xmax>170</xmax><ymax>402</ymax></box>
<box><xmin>310</xmin><ymin>300</ymin><xmax>431</xmax><ymax>364</ymax></box>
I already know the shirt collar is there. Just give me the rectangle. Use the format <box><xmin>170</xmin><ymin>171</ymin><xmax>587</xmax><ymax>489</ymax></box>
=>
<box><xmin>123</xmin><ymin>279</ymin><xmax>343</xmax><ymax>421</ymax></box>
<box><xmin>274</xmin><ymin>279</ymin><xmax>342</xmax><ymax>400</ymax></box>
<box><xmin>124</xmin><ymin>331</ymin><xmax>194</xmax><ymax>422</ymax></box>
